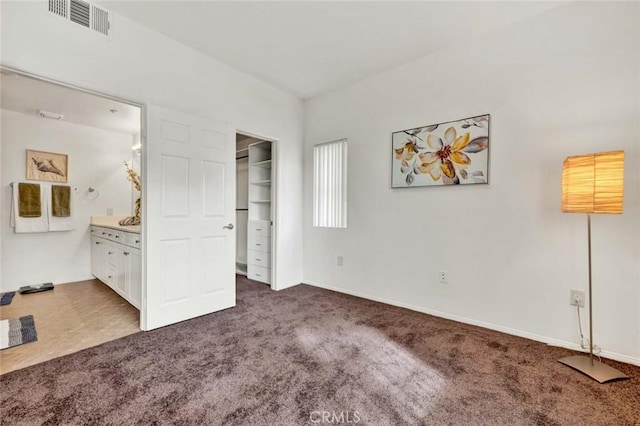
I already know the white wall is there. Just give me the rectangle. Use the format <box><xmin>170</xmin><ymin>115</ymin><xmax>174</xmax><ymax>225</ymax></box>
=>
<box><xmin>0</xmin><ymin>1</ymin><xmax>304</xmax><ymax>290</ymax></box>
<box><xmin>303</xmin><ymin>2</ymin><xmax>640</xmax><ymax>363</ymax></box>
<box><xmin>1</xmin><ymin>109</ymin><xmax>133</xmax><ymax>291</ymax></box>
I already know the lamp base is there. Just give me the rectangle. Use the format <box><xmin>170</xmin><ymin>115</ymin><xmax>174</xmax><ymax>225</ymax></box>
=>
<box><xmin>559</xmin><ymin>355</ymin><xmax>630</xmax><ymax>383</ymax></box>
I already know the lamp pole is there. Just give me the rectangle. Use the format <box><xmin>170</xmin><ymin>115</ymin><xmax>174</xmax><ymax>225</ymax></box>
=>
<box><xmin>587</xmin><ymin>213</ymin><xmax>593</xmax><ymax>365</ymax></box>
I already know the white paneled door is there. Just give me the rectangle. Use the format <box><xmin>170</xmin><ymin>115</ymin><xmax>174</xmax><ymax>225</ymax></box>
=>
<box><xmin>143</xmin><ymin>105</ymin><xmax>235</xmax><ymax>330</ymax></box>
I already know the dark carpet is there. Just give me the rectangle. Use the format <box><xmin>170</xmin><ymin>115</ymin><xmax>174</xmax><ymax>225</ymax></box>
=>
<box><xmin>1</xmin><ymin>276</ymin><xmax>639</xmax><ymax>425</ymax></box>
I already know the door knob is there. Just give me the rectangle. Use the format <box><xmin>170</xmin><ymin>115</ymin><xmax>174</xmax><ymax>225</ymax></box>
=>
<box><xmin>223</xmin><ymin>223</ymin><xmax>234</xmax><ymax>230</ymax></box>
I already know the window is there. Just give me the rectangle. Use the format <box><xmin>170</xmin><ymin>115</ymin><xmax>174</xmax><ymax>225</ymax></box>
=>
<box><xmin>313</xmin><ymin>139</ymin><xmax>347</xmax><ymax>228</ymax></box>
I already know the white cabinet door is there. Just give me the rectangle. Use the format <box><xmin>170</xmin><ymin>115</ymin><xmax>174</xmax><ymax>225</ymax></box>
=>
<box><xmin>91</xmin><ymin>236</ymin><xmax>102</xmax><ymax>279</ymax></box>
<box><xmin>104</xmin><ymin>241</ymin><xmax>118</xmax><ymax>291</ymax></box>
<box><xmin>91</xmin><ymin>236</ymin><xmax>109</xmax><ymax>282</ymax></box>
<box><xmin>144</xmin><ymin>105</ymin><xmax>236</xmax><ymax>330</ymax></box>
<box><xmin>127</xmin><ymin>248</ymin><xmax>142</xmax><ymax>310</ymax></box>
<box><xmin>114</xmin><ymin>244</ymin><xmax>127</xmax><ymax>297</ymax></box>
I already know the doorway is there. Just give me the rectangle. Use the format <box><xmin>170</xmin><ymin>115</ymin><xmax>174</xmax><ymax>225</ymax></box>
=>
<box><xmin>235</xmin><ymin>132</ymin><xmax>277</xmax><ymax>289</ymax></box>
<box><xmin>0</xmin><ymin>66</ymin><xmax>269</xmax><ymax>364</ymax></box>
<box><xmin>0</xmin><ymin>67</ymin><xmax>144</xmax><ymax>373</ymax></box>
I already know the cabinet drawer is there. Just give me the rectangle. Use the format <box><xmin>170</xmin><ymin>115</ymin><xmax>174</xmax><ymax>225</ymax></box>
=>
<box><xmin>248</xmin><ymin>264</ymin><xmax>271</xmax><ymax>284</ymax></box>
<box><xmin>124</xmin><ymin>232</ymin><xmax>141</xmax><ymax>248</ymax></box>
<box><xmin>95</xmin><ymin>227</ymin><xmax>111</xmax><ymax>239</ymax></box>
<box><xmin>248</xmin><ymin>236</ymin><xmax>271</xmax><ymax>253</ymax></box>
<box><xmin>247</xmin><ymin>250</ymin><xmax>271</xmax><ymax>268</ymax></box>
<box><xmin>106</xmin><ymin>230</ymin><xmax>123</xmax><ymax>243</ymax></box>
<box><xmin>248</xmin><ymin>220</ymin><xmax>271</xmax><ymax>237</ymax></box>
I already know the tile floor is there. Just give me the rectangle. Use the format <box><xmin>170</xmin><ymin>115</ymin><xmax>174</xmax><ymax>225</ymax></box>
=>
<box><xmin>0</xmin><ymin>279</ymin><xmax>140</xmax><ymax>374</ymax></box>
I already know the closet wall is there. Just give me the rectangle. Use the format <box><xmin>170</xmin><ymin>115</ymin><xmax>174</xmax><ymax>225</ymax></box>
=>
<box><xmin>236</xmin><ymin>136</ymin><xmax>250</xmax><ymax>275</ymax></box>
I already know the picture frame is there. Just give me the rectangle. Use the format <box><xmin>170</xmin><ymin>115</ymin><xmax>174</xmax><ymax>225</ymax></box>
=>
<box><xmin>391</xmin><ymin>114</ymin><xmax>490</xmax><ymax>188</ymax></box>
<box><xmin>26</xmin><ymin>149</ymin><xmax>69</xmax><ymax>183</ymax></box>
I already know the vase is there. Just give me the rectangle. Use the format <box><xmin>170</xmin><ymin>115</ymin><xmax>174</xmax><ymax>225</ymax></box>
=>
<box><xmin>134</xmin><ymin>197</ymin><xmax>141</xmax><ymax>221</ymax></box>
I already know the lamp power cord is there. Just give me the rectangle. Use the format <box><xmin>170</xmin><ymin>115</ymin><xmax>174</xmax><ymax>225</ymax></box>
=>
<box><xmin>576</xmin><ymin>304</ymin><xmax>602</xmax><ymax>360</ymax></box>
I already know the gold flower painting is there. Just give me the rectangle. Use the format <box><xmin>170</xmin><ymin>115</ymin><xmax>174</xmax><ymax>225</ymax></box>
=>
<box><xmin>392</xmin><ymin>114</ymin><xmax>489</xmax><ymax>187</ymax></box>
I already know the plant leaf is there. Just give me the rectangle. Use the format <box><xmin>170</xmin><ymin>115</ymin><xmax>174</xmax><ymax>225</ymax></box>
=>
<box><xmin>425</xmin><ymin>124</ymin><xmax>438</xmax><ymax>132</ymax></box>
<box><xmin>462</xmin><ymin>137</ymin><xmax>489</xmax><ymax>153</ymax></box>
<box><xmin>471</xmin><ymin>171</ymin><xmax>484</xmax><ymax>177</ymax></box>
<box><xmin>459</xmin><ymin>169</ymin><xmax>468</xmax><ymax>179</ymax></box>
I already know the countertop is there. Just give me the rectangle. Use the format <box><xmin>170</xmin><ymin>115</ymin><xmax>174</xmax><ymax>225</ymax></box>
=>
<box><xmin>91</xmin><ymin>216</ymin><xmax>141</xmax><ymax>234</ymax></box>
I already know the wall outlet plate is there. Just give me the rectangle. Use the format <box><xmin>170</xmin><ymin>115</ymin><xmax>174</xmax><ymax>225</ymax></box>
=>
<box><xmin>337</xmin><ymin>256</ymin><xmax>343</xmax><ymax>266</ymax></box>
<box><xmin>439</xmin><ymin>271</ymin><xmax>448</xmax><ymax>284</ymax></box>
<box><xmin>570</xmin><ymin>289</ymin><xmax>585</xmax><ymax>307</ymax></box>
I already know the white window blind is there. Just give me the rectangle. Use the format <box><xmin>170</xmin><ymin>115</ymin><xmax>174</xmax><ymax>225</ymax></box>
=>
<box><xmin>313</xmin><ymin>139</ymin><xmax>347</xmax><ymax>228</ymax></box>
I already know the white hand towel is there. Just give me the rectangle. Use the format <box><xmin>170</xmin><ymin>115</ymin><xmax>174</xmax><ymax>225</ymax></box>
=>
<box><xmin>10</xmin><ymin>182</ymin><xmax>49</xmax><ymax>233</ymax></box>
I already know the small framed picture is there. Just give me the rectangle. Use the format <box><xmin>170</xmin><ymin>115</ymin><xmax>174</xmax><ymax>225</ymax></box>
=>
<box><xmin>26</xmin><ymin>149</ymin><xmax>68</xmax><ymax>183</ymax></box>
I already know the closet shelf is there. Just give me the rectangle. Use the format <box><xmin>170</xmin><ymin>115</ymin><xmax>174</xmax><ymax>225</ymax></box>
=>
<box><xmin>236</xmin><ymin>148</ymin><xmax>249</xmax><ymax>160</ymax></box>
<box><xmin>250</xmin><ymin>180</ymin><xmax>272</xmax><ymax>186</ymax></box>
<box><xmin>250</xmin><ymin>159</ymin><xmax>272</xmax><ymax>168</ymax></box>
<box><xmin>250</xmin><ymin>200</ymin><xmax>271</xmax><ymax>204</ymax></box>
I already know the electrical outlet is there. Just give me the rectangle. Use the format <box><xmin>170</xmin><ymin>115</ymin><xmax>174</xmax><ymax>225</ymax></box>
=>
<box><xmin>570</xmin><ymin>289</ymin><xmax>585</xmax><ymax>307</ymax></box>
<box><xmin>439</xmin><ymin>271</ymin><xmax>448</xmax><ymax>284</ymax></box>
<box><xmin>107</xmin><ymin>208</ymin><xmax>114</xmax><ymax>216</ymax></box>
<box><xmin>337</xmin><ymin>256</ymin><xmax>343</xmax><ymax>267</ymax></box>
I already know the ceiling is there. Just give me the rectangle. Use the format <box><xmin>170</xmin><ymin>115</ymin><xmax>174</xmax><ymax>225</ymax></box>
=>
<box><xmin>0</xmin><ymin>71</ymin><xmax>141</xmax><ymax>135</ymax></box>
<box><xmin>103</xmin><ymin>1</ymin><xmax>565</xmax><ymax>99</ymax></box>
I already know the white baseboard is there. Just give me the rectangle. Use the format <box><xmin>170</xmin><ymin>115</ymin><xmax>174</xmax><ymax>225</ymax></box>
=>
<box><xmin>1</xmin><ymin>277</ymin><xmax>98</xmax><ymax>293</ymax></box>
<box><xmin>304</xmin><ymin>280</ymin><xmax>640</xmax><ymax>367</ymax></box>
<box><xmin>274</xmin><ymin>280</ymin><xmax>300</xmax><ymax>292</ymax></box>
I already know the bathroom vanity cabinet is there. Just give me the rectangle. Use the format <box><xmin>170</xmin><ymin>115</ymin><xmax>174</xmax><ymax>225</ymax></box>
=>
<box><xmin>90</xmin><ymin>225</ymin><xmax>142</xmax><ymax>309</ymax></box>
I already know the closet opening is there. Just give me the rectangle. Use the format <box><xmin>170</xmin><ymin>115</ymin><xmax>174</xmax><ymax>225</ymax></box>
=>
<box><xmin>0</xmin><ymin>68</ymin><xmax>144</xmax><ymax>374</ymax></box>
<box><xmin>236</xmin><ymin>133</ymin><xmax>276</xmax><ymax>288</ymax></box>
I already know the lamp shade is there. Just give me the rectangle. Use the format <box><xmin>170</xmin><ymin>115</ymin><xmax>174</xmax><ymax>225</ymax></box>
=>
<box><xmin>562</xmin><ymin>150</ymin><xmax>624</xmax><ymax>214</ymax></box>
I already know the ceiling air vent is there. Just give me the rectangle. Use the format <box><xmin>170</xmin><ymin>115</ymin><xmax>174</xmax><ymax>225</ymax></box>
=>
<box><xmin>48</xmin><ymin>0</ymin><xmax>67</xmax><ymax>18</ymax></box>
<box><xmin>70</xmin><ymin>0</ymin><xmax>90</xmax><ymax>28</ymax></box>
<box><xmin>91</xmin><ymin>6</ymin><xmax>110</xmax><ymax>36</ymax></box>
<box><xmin>47</xmin><ymin>0</ymin><xmax>111</xmax><ymax>37</ymax></box>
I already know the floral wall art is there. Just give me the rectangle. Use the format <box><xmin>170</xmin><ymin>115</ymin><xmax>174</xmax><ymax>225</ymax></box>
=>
<box><xmin>392</xmin><ymin>114</ymin><xmax>489</xmax><ymax>187</ymax></box>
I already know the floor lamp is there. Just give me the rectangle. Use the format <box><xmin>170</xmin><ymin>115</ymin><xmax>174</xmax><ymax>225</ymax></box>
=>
<box><xmin>558</xmin><ymin>150</ymin><xmax>630</xmax><ymax>383</ymax></box>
